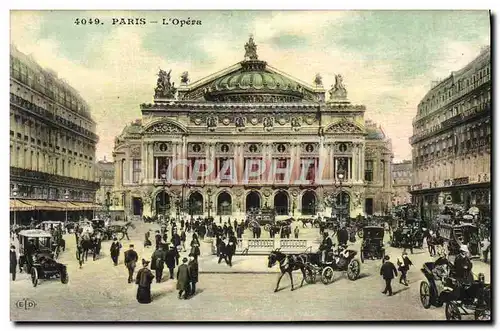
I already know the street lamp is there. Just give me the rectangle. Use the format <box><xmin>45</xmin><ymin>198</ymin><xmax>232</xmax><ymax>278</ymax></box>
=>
<box><xmin>160</xmin><ymin>171</ymin><xmax>167</xmax><ymax>221</ymax></box>
<box><xmin>331</xmin><ymin>168</ymin><xmax>346</xmax><ymax>221</ymax></box>
<box><xmin>12</xmin><ymin>185</ymin><xmax>19</xmax><ymax>227</ymax></box>
<box><xmin>206</xmin><ymin>188</ymin><xmax>213</xmax><ymax>218</ymax></box>
<box><xmin>64</xmin><ymin>190</ymin><xmax>70</xmax><ymax>225</ymax></box>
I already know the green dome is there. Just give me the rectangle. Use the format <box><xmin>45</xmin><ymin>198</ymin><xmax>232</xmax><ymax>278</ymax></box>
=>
<box><xmin>366</xmin><ymin>126</ymin><xmax>386</xmax><ymax>140</ymax></box>
<box><xmin>205</xmin><ymin>60</ymin><xmax>304</xmax><ymax>102</ymax></box>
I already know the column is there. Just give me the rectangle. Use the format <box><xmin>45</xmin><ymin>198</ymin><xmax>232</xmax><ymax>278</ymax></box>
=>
<box><xmin>360</xmin><ymin>143</ymin><xmax>365</xmax><ymax>184</ymax></box>
<box><xmin>142</xmin><ymin>142</ymin><xmax>148</xmax><ymax>183</ymax></box>
<box><xmin>347</xmin><ymin>156</ymin><xmax>351</xmax><ymax>181</ymax></box>
<box><xmin>172</xmin><ymin>142</ymin><xmax>177</xmax><ymax>181</ymax></box>
<box><xmin>149</xmin><ymin>143</ymin><xmax>154</xmax><ymax>183</ymax></box>
<box><xmin>155</xmin><ymin>157</ymin><xmax>159</xmax><ymax>180</ymax></box>
<box><xmin>182</xmin><ymin>136</ymin><xmax>187</xmax><ymax>182</ymax></box>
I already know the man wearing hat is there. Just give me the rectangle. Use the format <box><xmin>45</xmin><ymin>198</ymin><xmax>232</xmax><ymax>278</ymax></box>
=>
<box><xmin>124</xmin><ymin>244</ymin><xmax>138</xmax><ymax>283</ymax></box>
<box><xmin>151</xmin><ymin>245</ymin><xmax>165</xmax><ymax>283</ymax></box>
<box><xmin>10</xmin><ymin>245</ymin><xmax>17</xmax><ymax>281</ymax></box>
<box><xmin>454</xmin><ymin>245</ymin><xmax>473</xmax><ymax>283</ymax></box>
<box><xmin>380</xmin><ymin>255</ymin><xmax>398</xmax><ymax>296</ymax></box>
<box><xmin>165</xmin><ymin>244</ymin><xmax>179</xmax><ymax>280</ymax></box>
<box><xmin>136</xmin><ymin>259</ymin><xmax>154</xmax><ymax>304</ymax></box>
<box><xmin>176</xmin><ymin>257</ymin><xmax>191</xmax><ymax>299</ymax></box>
<box><xmin>188</xmin><ymin>254</ymin><xmax>199</xmax><ymax>296</ymax></box>
<box><xmin>110</xmin><ymin>237</ymin><xmax>122</xmax><ymax>266</ymax></box>
<box><xmin>319</xmin><ymin>232</ymin><xmax>333</xmax><ymax>264</ymax></box>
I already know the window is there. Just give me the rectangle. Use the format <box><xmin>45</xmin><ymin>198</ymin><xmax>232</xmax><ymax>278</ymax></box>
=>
<box><xmin>334</xmin><ymin>157</ymin><xmax>351</xmax><ymax>179</ymax></box>
<box><xmin>301</xmin><ymin>158</ymin><xmax>317</xmax><ymax>182</ymax></box>
<box><xmin>132</xmin><ymin>159</ymin><xmax>141</xmax><ymax>183</ymax></box>
<box><xmin>275</xmin><ymin>158</ymin><xmax>288</xmax><ymax>181</ymax></box>
<box><xmin>155</xmin><ymin>157</ymin><xmax>170</xmax><ymax>179</ymax></box>
<box><xmin>365</xmin><ymin>160</ymin><xmax>374</xmax><ymax>182</ymax></box>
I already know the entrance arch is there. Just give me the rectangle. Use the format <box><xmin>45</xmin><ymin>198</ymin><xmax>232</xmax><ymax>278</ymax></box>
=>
<box><xmin>246</xmin><ymin>191</ymin><xmax>261</xmax><ymax>212</ymax></box>
<box><xmin>155</xmin><ymin>191</ymin><xmax>170</xmax><ymax>216</ymax></box>
<box><xmin>217</xmin><ymin>192</ymin><xmax>232</xmax><ymax>215</ymax></box>
<box><xmin>301</xmin><ymin>191</ymin><xmax>317</xmax><ymax>215</ymax></box>
<box><xmin>188</xmin><ymin>191</ymin><xmax>204</xmax><ymax>216</ymax></box>
<box><xmin>274</xmin><ymin>191</ymin><xmax>289</xmax><ymax>215</ymax></box>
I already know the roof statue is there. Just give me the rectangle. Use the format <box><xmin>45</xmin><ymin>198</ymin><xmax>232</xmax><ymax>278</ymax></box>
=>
<box><xmin>154</xmin><ymin>68</ymin><xmax>177</xmax><ymax>99</ymax></box>
<box><xmin>314</xmin><ymin>73</ymin><xmax>323</xmax><ymax>87</ymax></box>
<box><xmin>180</xmin><ymin>71</ymin><xmax>190</xmax><ymax>85</ymax></box>
<box><xmin>328</xmin><ymin>74</ymin><xmax>348</xmax><ymax>101</ymax></box>
<box><xmin>244</xmin><ymin>35</ymin><xmax>258</xmax><ymax>61</ymax></box>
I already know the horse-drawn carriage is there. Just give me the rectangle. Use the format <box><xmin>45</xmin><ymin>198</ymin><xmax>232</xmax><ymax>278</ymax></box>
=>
<box><xmin>391</xmin><ymin>218</ymin><xmax>426</xmax><ymax>248</ymax></box>
<box><xmin>419</xmin><ymin>258</ymin><xmax>490</xmax><ymax>320</ymax></box>
<box><xmin>360</xmin><ymin>226</ymin><xmax>386</xmax><ymax>263</ymax></box>
<box><xmin>105</xmin><ymin>221</ymin><xmax>135</xmax><ymax>240</ymax></box>
<box><xmin>298</xmin><ymin>217</ymin><xmax>320</xmax><ymax>228</ymax></box>
<box><xmin>438</xmin><ymin>222</ymin><xmax>481</xmax><ymax>258</ymax></box>
<box><xmin>18</xmin><ymin>229</ymin><xmax>69</xmax><ymax>287</ymax></box>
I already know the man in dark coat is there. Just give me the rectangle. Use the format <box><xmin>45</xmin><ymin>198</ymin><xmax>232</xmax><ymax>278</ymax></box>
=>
<box><xmin>218</xmin><ymin>237</ymin><xmax>228</xmax><ymax>265</ymax></box>
<box><xmin>319</xmin><ymin>232</ymin><xmax>333</xmax><ymax>264</ymax></box>
<box><xmin>136</xmin><ymin>259</ymin><xmax>155</xmax><ymax>304</ymax></box>
<box><xmin>155</xmin><ymin>231</ymin><xmax>162</xmax><ymax>250</ymax></box>
<box><xmin>10</xmin><ymin>245</ymin><xmax>17</xmax><ymax>281</ymax></box>
<box><xmin>215</xmin><ymin>233</ymin><xmax>223</xmax><ymax>257</ymax></box>
<box><xmin>177</xmin><ymin>257</ymin><xmax>191</xmax><ymax>299</ymax></box>
<box><xmin>397</xmin><ymin>252</ymin><xmax>413</xmax><ymax>286</ymax></box>
<box><xmin>124</xmin><ymin>244</ymin><xmax>138</xmax><ymax>283</ymax></box>
<box><xmin>337</xmin><ymin>226</ymin><xmax>349</xmax><ymax>246</ymax></box>
<box><xmin>165</xmin><ymin>245</ymin><xmax>179</xmax><ymax>279</ymax></box>
<box><xmin>180</xmin><ymin>229</ymin><xmax>187</xmax><ymax>252</ymax></box>
<box><xmin>188</xmin><ymin>254</ymin><xmax>199</xmax><ymax>296</ymax></box>
<box><xmin>454</xmin><ymin>245</ymin><xmax>473</xmax><ymax>283</ymax></box>
<box><xmin>226</xmin><ymin>232</ymin><xmax>237</xmax><ymax>267</ymax></box>
<box><xmin>180</xmin><ymin>218</ymin><xmax>185</xmax><ymax>229</ymax></box>
<box><xmin>380</xmin><ymin>255</ymin><xmax>398</xmax><ymax>296</ymax></box>
<box><xmin>171</xmin><ymin>230</ymin><xmax>181</xmax><ymax>265</ymax></box>
<box><xmin>110</xmin><ymin>238</ymin><xmax>122</xmax><ymax>266</ymax></box>
<box><xmin>151</xmin><ymin>246</ymin><xmax>165</xmax><ymax>283</ymax></box>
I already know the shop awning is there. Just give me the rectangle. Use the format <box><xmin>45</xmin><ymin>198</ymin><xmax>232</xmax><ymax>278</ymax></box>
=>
<box><xmin>21</xmin><ymin>200</ymin><xmax>65</xmax><ymax>211</ymax></box>
<box><xmin>10</xmin><ymin>199</ymin><xmax>35</xmax><ymax>211</ymax></box>
<box><xmin>69</xmin><ymin>202</ymin><xmax>102</xmax><ymax>210</ymax></box>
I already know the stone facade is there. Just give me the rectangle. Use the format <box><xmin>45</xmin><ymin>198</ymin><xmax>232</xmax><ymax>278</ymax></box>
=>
<box><xmin>9</xmin><ymin>45</ymin><xmax>99</xmax><ymax>222</ymax></box>
<box><xmin>95</xmin><ymin>158</ymin><xmax>114</xmax><ymax>214</ymax></box>
<box><xmin>391</xmin><ymin>160</ymin><xmax>412</xmax><ymax>206</ymax></box>
<box><xmin>409</xmin><ymin>46</ymin><xmax>491</xmax><ymax>220</ymax></box>
<box><xmin>112</xmin><ymin>38</ymin><xmax>393</xmax><ymax>219</ymax></box>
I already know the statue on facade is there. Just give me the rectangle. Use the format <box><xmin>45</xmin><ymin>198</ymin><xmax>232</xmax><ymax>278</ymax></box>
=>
<box><xmin>244</xmin><ymin>35</ymin><xmax>258</xmax><ymax>60</ymax></box>
<box><xmin>263</xmin><ymin>116</ymin><xmax>274</xmax><ymax>129</ymax></box>
<box><xmin>314</xmin><ymin>73</ymin><xmax>323</xmax><ymax>87</ymax></box>
<box><xmin>207</xmin><ymin>116</ymin><xmax>217</xmax><ymax>130</ymax></box>
<box><xmin>328</xmin><ymin>74</ymin><xmax>348</xmax><ymax>100</ymax></box>
<box><xmin>235</xmin><ymin>116</ymin><xmax>246</xmax><ymax>128</ymax></box>
<box><xmin>180</xmin><ymin>71</ymin><xmax>190</xmax><ymax>85</ymax></box>
<box><xmin>154</xmin><ymin>69</ymin><xmax>177</xmax><ymax>99</ymax></box>
<box><xmin>291</xmin><ymin>117</ymin><xmax>301</xmax><ymax>129</ymax></box>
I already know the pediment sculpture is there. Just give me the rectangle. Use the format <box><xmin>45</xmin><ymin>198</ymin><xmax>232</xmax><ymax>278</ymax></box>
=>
<box><xmin>325</xmin><ymin>119</ymin><xmax>363</xmax><ymax>134</ymax></box>
<box><xmin>145</xmin><ymin>122</ymin><xmax>183</xmax><ymax>134</ymax></box>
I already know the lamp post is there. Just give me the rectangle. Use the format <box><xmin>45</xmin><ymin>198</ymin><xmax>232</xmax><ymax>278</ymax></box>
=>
<box><xmin>12</xmin><ymin>185</ymin><xmax>19</xmax><ymax>227</ymax></box>
<box><xmin>206</xmin><ymin>188</ymin><xmax>213</xmax><ymax>218</ymax></box>
<box><xmin>160</xmin><ymin>171</ymin><xmax>167</xmax><ymax>221</ymax></box>
<box><xmin>331</xmin><ymin>168</ymin><xmax>346</xmax><ymax>222</ymax></box>
<box><xmin>64</xmin><ymin>190</ymin><xmax>70</xmax><ymax>225</ymax></box>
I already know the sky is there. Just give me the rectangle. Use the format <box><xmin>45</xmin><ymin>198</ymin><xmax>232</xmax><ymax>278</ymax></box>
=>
<box><xmin>10</xmin><ymin>10</ymin><xmax>490</xmax><ymax>162</ymax></box>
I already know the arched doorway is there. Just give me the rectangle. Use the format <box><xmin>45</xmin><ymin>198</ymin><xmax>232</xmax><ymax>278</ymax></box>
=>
<box><xmin>246</xmin><ymin>191</ymin><xmax>261</xmax><ymax>212</ymax></box>
<box><xmin>188</xmin><ymin>191</ymin><xmax>204</xmax><ymax>216</ymax></box>
<box><xmin>217</xmin><ymin>192</ymin><xmax>232</xmax><ymax>215</ymax></box>
<box><xmin>155</xmin><ymin>191</ymin><xmax>170</xmax><ymax>216</ymax></box>
<box><xmin>132</xmin><ymin>197</ymin><xmax>143</xmax><ymax>216</ymax></box>
<box><xmin>301</xmin><ymin>191</ymin><xmax>317</xmax><ymax>215</ymax></box>
<box><xmin>274</xmin><ymin>191</ymin><xmax>289</xmax><ymax>215</ymax></box>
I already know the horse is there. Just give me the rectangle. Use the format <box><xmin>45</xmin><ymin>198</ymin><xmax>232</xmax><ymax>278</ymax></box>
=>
<box><xmin>79</xmin><ymin>232</ymin><xmax>93</xmax><ymax>262</ymax></box>
<box><xmin>267</xmin><ymin>249</ymin><xmax>308</xmax><ymax>292</ymax></box>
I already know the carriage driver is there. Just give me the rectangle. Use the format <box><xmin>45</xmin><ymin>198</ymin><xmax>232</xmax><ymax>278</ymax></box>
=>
<box><xmin>319</xmin><ymin>232</ymin><xmax>333</xmax><ymax>264</ymax></box>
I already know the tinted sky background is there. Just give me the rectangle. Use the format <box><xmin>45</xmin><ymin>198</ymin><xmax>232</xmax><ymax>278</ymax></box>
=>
<box><xmin>10</xmin><ymin>10</ymin><xmax>490</xmax><ymax>162</ymax></box>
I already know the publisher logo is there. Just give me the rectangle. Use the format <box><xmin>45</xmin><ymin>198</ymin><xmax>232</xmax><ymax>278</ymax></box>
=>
<box><xmin>15</xmin><ymin>298</ymin><xmax>36</xmax><ymax>310</ymax></box>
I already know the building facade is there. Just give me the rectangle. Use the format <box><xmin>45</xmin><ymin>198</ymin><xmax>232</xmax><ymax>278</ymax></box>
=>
<box><xmin>112</xmin><ymin>38</ymin><xmax>393</xmax><ymax>219</ymax></box>
<box><xmin>391</xmin><ymin>160</ymin><xmax>412</xmax><ymax>206</ymax></box>
<box><xmin>95</xmin><ymin>157</ymin><xmax>115</xmax><ymax>215</ymax></box>
<box><xmin>409</xmin><ymin>46</ymin><xmax>491</xmax><ymax>220</ymax></box>
<box><xmin>9</xmin><ymin>45</ymin><xmax>100</xmax><ymax>224</ymax></box>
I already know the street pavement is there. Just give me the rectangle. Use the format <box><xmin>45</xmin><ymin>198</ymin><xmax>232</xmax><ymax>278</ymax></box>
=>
<box><xmin>10</xmin><ymin>219</ymin><xmax>491</xmax><ymax>321</ymax></box>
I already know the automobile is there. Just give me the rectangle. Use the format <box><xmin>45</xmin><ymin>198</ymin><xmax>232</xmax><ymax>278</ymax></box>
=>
<box><xmin>18</xmin><ymin>229</ymin><xmax>69</xmax><ymax>287</ymax></box>
<box><xmin>360</xmin><ymin>226</ymin><xmax>386</xmax><ymax>263</ymax></box>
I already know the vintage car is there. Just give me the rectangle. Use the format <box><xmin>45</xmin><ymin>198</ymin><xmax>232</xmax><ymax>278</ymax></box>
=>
<box><xmin>360</xmin><ymin>226</ymin><xmax>386</xmax><ymax>263</ymax></box>
<box><xmin>18</xmin><ymin>229</ymin><xmax>68</xmax><ymax>287</ymax></box>
<box><xmin>439</xmin><ymin>222</ymin><xmax>481</xmax><ymax>258</ymax></box>
<box><xmin>419</xmin><ymin>258</ymin><xmax>490</xmax><ymax>320</ymax></box>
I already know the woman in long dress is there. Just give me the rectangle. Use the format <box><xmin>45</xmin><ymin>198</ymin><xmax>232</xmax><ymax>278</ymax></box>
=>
<box><xmin>136</xmin><ymin>259</ymin><xmax>155</xmax><ymax>304</ymax></box>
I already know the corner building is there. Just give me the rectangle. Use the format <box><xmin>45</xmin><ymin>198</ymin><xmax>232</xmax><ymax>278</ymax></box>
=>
<box><xmin>410</xmin><ymin>46</ymin><xmax>491</xmax><ymax>220</ymax></box>
<box><xmin>10</xmin><ymin>46</ymin><xmax>100</xmax><ymax>223</ymax></box>
<box><xmin>112</xmin><ymin>39</ymin><xmax>393</xmax><ymax>219</ymax></box>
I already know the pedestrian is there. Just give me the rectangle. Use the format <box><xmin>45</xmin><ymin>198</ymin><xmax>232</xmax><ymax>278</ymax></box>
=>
<box><xmin>294</xmin><ymin>226</ymin><xmax>300</xmax><ymax>239</ymax></box>
<box><xmin>155</xmin><ymin>231</ymin><xmax>162</xmax><ymax>250</ymax></box>
<box><xmin>380</xmin><ymin>255</ymin><xmax>398</xmax><ymax>296</ymax></box>
<box><xmin>136</xmin><ymin>259</ymin><xmax>154</xmax><ymax>304</ymax></box>
<box><xmin>481</xmin><ymin>236</ymin><xmax>490</xmax><ymax>263</ymax></box>
<box><xmin>165</xmin><ymin>245</ymin><xmax>179</xmax><ymax>279</ymax></box>
<box><xmin>454</xmin><ymin>245</ymin><xmax>473</xmax><ymax>283</ymax></box>
<box><xmin>110</xmin><ymin>237</ymin><xmax>122</xmax><ymax>266</ymax></box>
<box><xmin>188</xmin><ymin>254</ymin><xmax>199</xmax><ymax>296</ymax></box>
<box><xmin>151</xmin><ymin>245</ymin><xmax>165</xmax><ymax>283</ymax></box>
<box><xmin>144</xmin><ymin>231</ymin><xmax>152</xmax><ymax>248</ymax></box>
<box><xmin>124</xmin><ymin>244</ymin><xmax>138</xmax><ymax>283</ymax></box>
<box><xmin>226</xmin><ymin>232</ymin><xmax>237</xmax><ymax>267</ymax></box>
<box><xmin>176</xmin><ymin>257</ymin><xmax>191</xmax><ymax>300</ymax></box>
<box><xmin>10</xmin><ymin>245</ymin><xmax>17</xmax><ymax>281</ymax></box>
<box><xmin>190</xmin><ymin>233</ymin><xmax>201</xmax><ymax>260</ymax></box>
<box><xmin>171</xmin><ymin>230</ymin><xmax>181</xmax><ymax>264</ymax></box>
<box><xmin>180</xmin><ymin>228</ymin><xmax>187</xmax><ymax>252</ymax></box>
<box><xmin>397</xmin><ymin>251</ymin><xmax>412</xmax><ymax>286</ymax></box>
<box><xmin>427</xmin><ymin>231</ymin><xmax>436</xmax><ymax>256</ymax></box>
<box><xmin>181</xmin><ymin>218</ymin><xmax>185</xmax><ymax>229</ymax></box>
<box><xmin>337</xmin><ymin>226</ymin><xmax>349</xmax><ymax>246</ymax></box>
